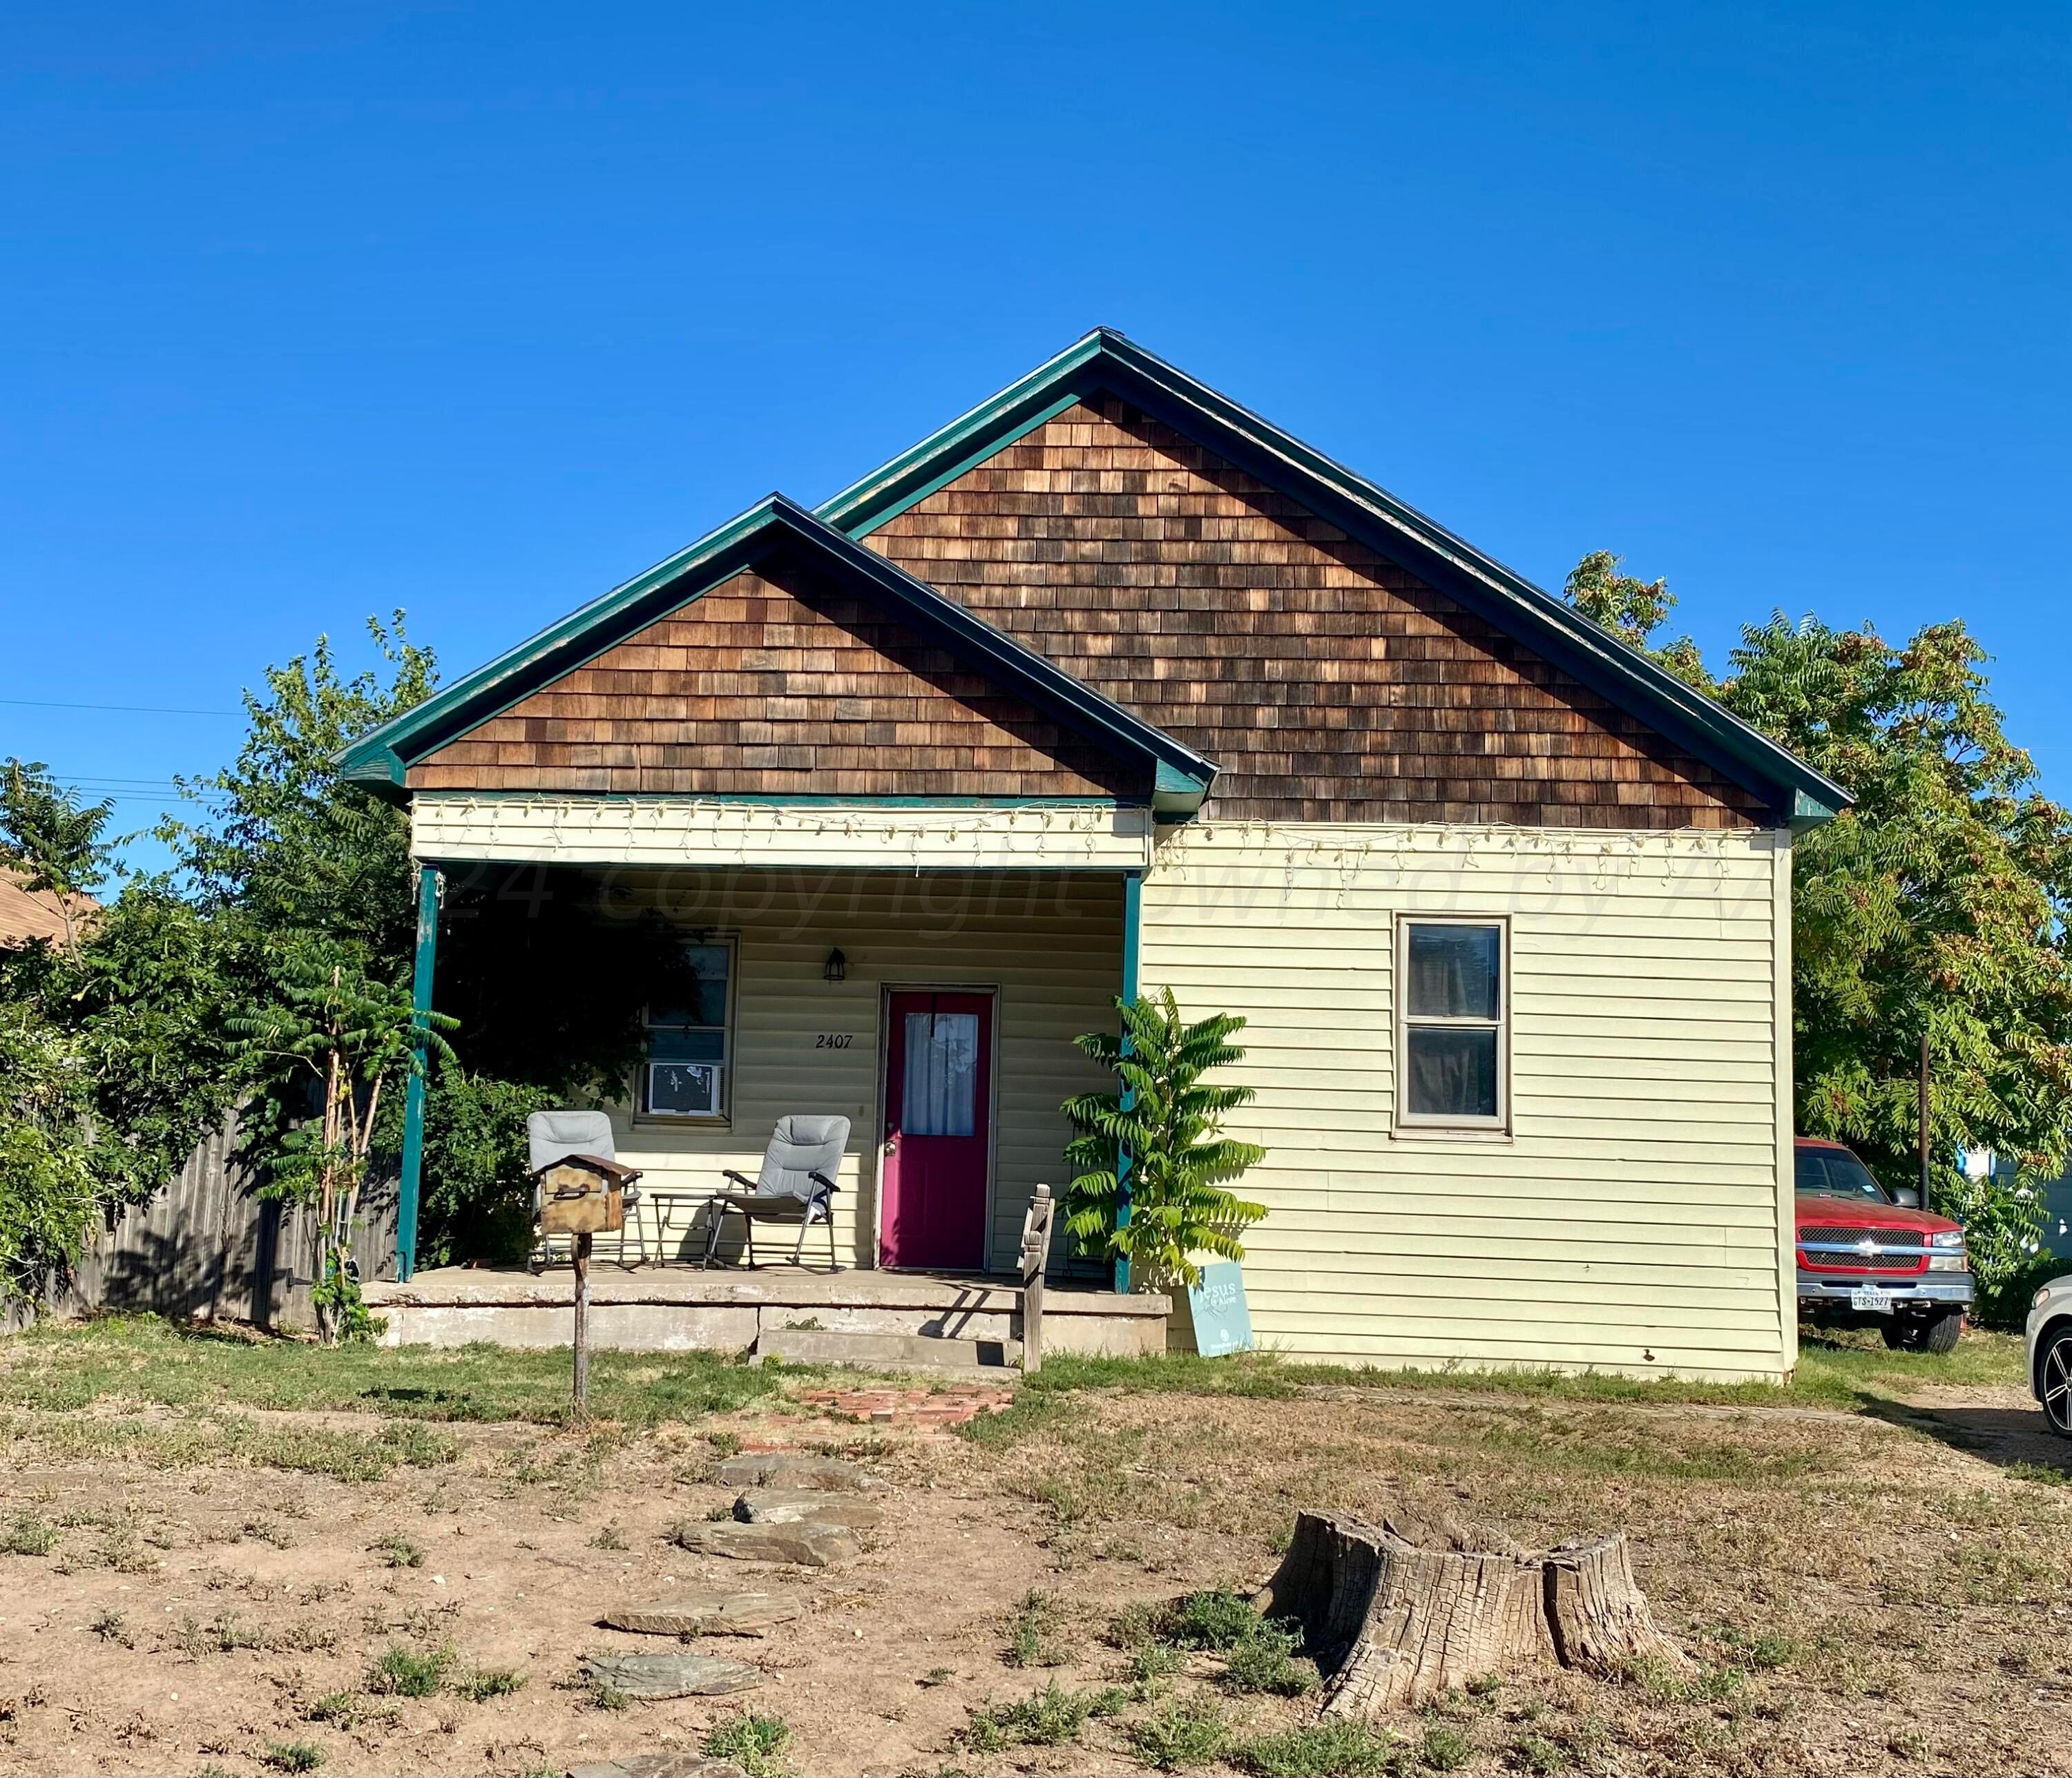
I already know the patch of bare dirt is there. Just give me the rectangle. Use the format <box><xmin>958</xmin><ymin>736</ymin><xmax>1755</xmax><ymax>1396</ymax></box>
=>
<box><xmin>1</xmin><ymin>1382</ymin><xmax>2069</xmax><ymax>1776</ymax></box>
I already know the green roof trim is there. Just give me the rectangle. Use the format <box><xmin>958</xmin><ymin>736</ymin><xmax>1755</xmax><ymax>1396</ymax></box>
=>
<box><xmin>334</xmin><ymin>493</ymin><xmax>1216</xmax><ymax>804</ymax></box>
<box><xmin>818</xmin><ymin>327</ymin><xmax>1850</xmax><ymax>827</ymax></box>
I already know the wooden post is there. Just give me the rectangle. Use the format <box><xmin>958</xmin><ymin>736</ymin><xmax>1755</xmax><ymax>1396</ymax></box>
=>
<box><xmin>1021</xmin><ymin>1183</ymin><xmax>1054</xmax><ymax>1375</ymax></box>
<box><xmin>1919</xmin><ymin>1032</ymin><xmax>1932</xmax><ymax>1214</ymax></box>
<box><xmin>572</xmin><ymin>1230</ymin><xmax>592</xmax><ymax>1420</ymax></box>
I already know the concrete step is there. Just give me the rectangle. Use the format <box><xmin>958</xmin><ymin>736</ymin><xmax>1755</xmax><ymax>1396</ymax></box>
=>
<box><xmin>752</xmin><ymin>1326</ymin><xmax>1022</xmax><ymax>1372</ymax></box>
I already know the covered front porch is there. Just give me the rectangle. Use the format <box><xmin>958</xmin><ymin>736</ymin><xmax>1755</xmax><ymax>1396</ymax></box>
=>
<box><xmin>393</xmin><ymin>798</ymin><xmax>1161</xmax><ymax>1319</ymax></box>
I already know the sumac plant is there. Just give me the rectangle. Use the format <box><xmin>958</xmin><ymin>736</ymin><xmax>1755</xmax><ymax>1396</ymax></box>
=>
<box><xmin>1062</xmin><ymin>988</ymin><xmax>1267</xmax><ymax>1291</ymax></box>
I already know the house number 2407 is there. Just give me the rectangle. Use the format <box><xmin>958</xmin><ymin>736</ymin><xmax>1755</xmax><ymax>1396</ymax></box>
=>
<box><xmin>814</xmin><ymin>1034</ymin><xmax>854</xmax><ymax>1049</ymax></box>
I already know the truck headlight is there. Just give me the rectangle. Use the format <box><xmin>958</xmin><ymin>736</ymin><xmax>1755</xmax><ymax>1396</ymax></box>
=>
<box><xmin>1926</xmin><ymin>1230</ymin><xmax>1966</xmax><ymax>1272</ymax></box>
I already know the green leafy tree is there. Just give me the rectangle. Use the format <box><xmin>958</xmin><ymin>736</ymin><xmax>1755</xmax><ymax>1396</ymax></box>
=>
<box><xmin>0</xmin><ymin>772</ymin><xmax>238</xmax><ymax>1303</ymax></box>
<box><xmin>162</xmin><ymin>614</ymin><xmax>435</xmax><ymax>974</ymax></box>
<box><xmin>1062</xmin><ymin>989</ymin><xmax>1268</xmax><ymax>1291</ymax></box>
<box><xmin>0</xmin><ymin>759</ymin><xmax>111</xmax><ymax>957</ymax></box>
<box><xmin>1562</xmin><ymin>552</ymin><xmax>1711</xmax><ymax>690</ymax></box>
<box><xmin>0</xmin><ymin>999</ymin><xmax>101</xmax><ymax>1304</ymax></box>
<box><xmin>1564</xmin><ymin>558</ymin><xmax>2072</xmax><ymax>1297</ymax></box>
<box><xmin>233</xmin><ymin>952</ymin><xmax>456</xmax><ymax>1342</ymax></box>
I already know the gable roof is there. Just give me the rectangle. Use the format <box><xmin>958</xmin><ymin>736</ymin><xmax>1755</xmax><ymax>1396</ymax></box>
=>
<box><xmin>336</xmin><ymin>492</ymin><xmax>1217</xmax><ymax>813</ymax></box>
<box><xmin>818</xmin><ymin>327</ymin><xmax>1848</xmax><ymax>826</ymax></box>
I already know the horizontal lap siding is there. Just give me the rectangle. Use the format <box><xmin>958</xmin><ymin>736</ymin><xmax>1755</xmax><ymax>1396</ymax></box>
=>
<box><xmin>599</xmin><ymin>870</ymin><xmax>1121</xmax><ymax>1273</ymax></box>
<box><xmin>1142</xmin><ymin>822</ymin><xmax>1791</xmax><ymax>1380</ymax></box>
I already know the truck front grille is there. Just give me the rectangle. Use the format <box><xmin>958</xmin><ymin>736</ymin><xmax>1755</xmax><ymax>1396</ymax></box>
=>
<box><xmin>1798</xmin><ymin>1226</ymin><xmax>1930</xmax><ymax>1274</ymax></box>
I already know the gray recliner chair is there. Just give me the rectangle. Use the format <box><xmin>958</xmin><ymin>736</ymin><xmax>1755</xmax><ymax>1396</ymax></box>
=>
<box><xmin>702</xmin><ymin>1115</ymin><xmax>851</xmax><ymax>1273</ymax></box>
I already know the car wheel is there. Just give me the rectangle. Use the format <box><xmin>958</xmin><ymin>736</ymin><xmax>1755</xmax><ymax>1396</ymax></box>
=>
<box><xmin>1920</xmin><ymin>1308</ymin><xmax>1963</xmax><ymax>1355</ymax></box>
<box><xmin>2041</xmin><ymin>1325</ymin><xmax>2072</xmax><ymax>1438</ymax></box>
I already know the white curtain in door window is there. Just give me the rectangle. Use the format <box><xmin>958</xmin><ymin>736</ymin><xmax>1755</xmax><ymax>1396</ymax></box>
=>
<box><xmin>902</xmin><ymin>1012</ymin><xmax>978</xmax><ymax>1137</ymax></box>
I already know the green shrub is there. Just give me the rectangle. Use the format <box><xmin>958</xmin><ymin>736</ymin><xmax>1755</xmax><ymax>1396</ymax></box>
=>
<box><xmin>1131</xmin><ymin>1699</ymin><xmax>1232</xmax><ymax>1772</ymax></box>
<box><xmin>1242</xmin><ymin>1719</ymin><xmax>1402</xmax><ymax>1777</ymax></box>
<box><xmin>704</xmin><ymin>1711</ymin><xmax>793</xmax><ymax>1777</ymax></box>
<box><xmin>1005</xmin><ymin>1587</ymin><xmax>1068</xmax><ymax>1668</ymax></box>
<box><xmin>458</xmin><ymin>1665</ymin><xmax>526</xmax><ymax>1701</ymax></box>
<box><xmin>1220</xmin><ymin>1623</ymin><xmax>1318</xmax><ymax>1697</ymax></box>
<box><xmin>1165</xmin><ymin>1587</ymin><xmax>1265</xmax><ymax>1652</ymax></box>
<box><xmin>1421</xmin><ymin>1724</ymin><xmax>1473</xmax><ymax>1770</ymax></box>
<box><xmin>962</xmin><ymin>1681</ymin><xmax>1125</xmax><ymax>1752</ymax></box>
<box><xmin>0</xmin><ymin>1512</ymin><xmax>57</xmax><ymax>1556</ymax></box>
<box><xmin>1126</xmin><ymin>1640</ymin><xmax>1184</xmax><ymax>1683</ymax></box>
<box><xmin>264</xmin><ymin>1742</ymin><xmax>326</xmax><ymax>1774</ymax></box>
<box><xmin>1977</xmin><ymin>1246</ymin><xmax>2071</xmax><ymax>1331</ymax></box>
<box><xmin>366</xmin><ymin>1643</ymin><xmax>452</xmax><ymax>1698</ymax></box>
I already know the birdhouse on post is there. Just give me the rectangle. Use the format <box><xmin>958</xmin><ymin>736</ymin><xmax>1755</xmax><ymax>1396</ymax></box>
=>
<box><xmin>527</xmin><ymin>1112</ymin><xmax>642</xmax><ymax>1418</ymax></box>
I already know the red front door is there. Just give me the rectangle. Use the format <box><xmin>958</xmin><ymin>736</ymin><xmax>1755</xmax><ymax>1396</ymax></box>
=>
<box><xmin>880</xmin><ymin>990</ymin><xmax>993</xmax><ymax>1270</ymax></box>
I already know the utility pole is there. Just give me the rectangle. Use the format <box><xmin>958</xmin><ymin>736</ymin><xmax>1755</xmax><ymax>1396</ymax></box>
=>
<box><xmin>1918</xmin><ymin>1032</ymin><xmax>1932</xmax><ymax>1215</ymax></box>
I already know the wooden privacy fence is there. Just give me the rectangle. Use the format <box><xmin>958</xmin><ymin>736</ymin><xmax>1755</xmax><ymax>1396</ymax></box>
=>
<box><xmin>12</xmin><ymin>1108</ymin><xmax>399</xmax><ymax>1333</ymax></box>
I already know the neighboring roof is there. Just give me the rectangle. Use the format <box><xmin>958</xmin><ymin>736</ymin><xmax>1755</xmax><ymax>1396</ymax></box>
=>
<box><xmin>336</xmin><ymin>492</ymin><xmax>1217</xmax><ymax>813</ymax></box>
<box><xmin>0</xmin><ymin>868</ymin><xmax>97</xmax><ymax>948</ymax></box>
<box><xmin>818</xmin><ymin>327</ymin><xmax>1850</xmax><ymax>826</ymax></box>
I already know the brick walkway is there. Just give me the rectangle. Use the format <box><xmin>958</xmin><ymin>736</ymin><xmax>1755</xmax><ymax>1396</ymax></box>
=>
<box><xmin>790</xmin><ymin>1383</ymin><xmax>1016</xmax><ymax>1429</ymax></box>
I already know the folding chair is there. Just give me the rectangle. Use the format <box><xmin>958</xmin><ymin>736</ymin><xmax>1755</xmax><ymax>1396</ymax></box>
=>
<box><xmin>701</xmin><ymin>1114</ymin><xmax>850</xmax><ymax>1272</ymax></box>
<box><xmin>526</xmin><ymin>1110</ymin><xmax>646</xmax><ymax>1267</ymax></box>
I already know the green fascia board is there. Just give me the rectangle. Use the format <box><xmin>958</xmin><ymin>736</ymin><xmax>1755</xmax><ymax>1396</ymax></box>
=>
<box><xmin>333</xmin><ymin>492</ymin><xmax>1216</xmax><ymax>800</ymax></box>
<box><xmin>819</xmin><ymin>327</ymin><xmax>1851</xmax><ymax>826</ymax></box>
<box><xmin>1789</xmin><ymin>789</ymin><xmax>1844</xmax><ymax>831</ymax></box>
<box><xmin>410</xmin><ymin>790</ymin><xmax>1127</xmax><ymax>809</ymax></box>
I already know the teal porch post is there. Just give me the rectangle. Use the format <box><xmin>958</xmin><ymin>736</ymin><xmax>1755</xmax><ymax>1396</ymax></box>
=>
<box><xmin>1113</xmin><ymin>869</ymin><xmax>1142</xmax><ymax>1294</ymax></box>
<box><xmin>397</xmin><ymin>864</ymin><xmax>441</xmax><ymax>1282</ymax></box>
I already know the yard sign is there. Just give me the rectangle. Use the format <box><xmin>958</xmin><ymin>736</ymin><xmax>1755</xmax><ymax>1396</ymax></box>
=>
<box><xmin>1186</xmin><ymin>1261</ymin><xmax>1254</xmax><ymax>1357</ymax></box>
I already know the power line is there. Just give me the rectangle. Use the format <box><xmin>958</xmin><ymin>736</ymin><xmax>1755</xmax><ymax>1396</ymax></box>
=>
<box><xmin>1</xmin><ymin>696</ymin><xmax>240</xmax><ymax>717</ymax></box>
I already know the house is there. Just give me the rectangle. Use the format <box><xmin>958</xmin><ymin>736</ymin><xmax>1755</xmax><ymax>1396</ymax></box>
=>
<box><xmin>0</xmin><ymin>869</ymin><xmax>95</xmax><ymax>950</ymax></box>
<box><xmin>341</xmin><ymin>328</ymin><xmax>1847</xmax><ymax>1382</ymax></box>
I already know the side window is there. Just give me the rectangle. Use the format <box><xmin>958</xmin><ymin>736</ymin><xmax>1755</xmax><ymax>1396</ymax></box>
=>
<box><xmin>644</xmin><ymin>940</ymin><xmax>734</xmax><ymax>1120</ymax></box>
<box><xmin>1398</xmin><ymin>920</ymin><xmax>1507</xmax><ymax>1129</ymax></box>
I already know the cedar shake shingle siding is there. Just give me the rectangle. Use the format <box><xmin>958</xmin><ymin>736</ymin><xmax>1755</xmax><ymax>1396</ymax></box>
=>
<box><xmin>865</xmin><ymin>398</ymin><xmax>1763</xmax><ymax>828</ymax></box>
<box><xmin>405</xmin><ymin>554</ymin><xmax>1146</xmax><ymax>800</ymax></box>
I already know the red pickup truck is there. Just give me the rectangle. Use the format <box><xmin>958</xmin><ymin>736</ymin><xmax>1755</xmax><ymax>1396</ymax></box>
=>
<box><xmin>1796</xmin><ymin>1137</ymin><xmax>1972</xmax><ymax>1353</ymax></box>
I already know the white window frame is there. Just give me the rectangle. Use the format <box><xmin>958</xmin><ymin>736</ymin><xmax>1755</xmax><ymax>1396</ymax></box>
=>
<box><xmin>638</xmin><ymin>935</ymin><xmax>738</xmax><ymax>1125</ymax></box>
<box><xmin>1394</xmin><ymin>915</ymin><xmax>1510</xmax><ymax>1134</ymax></box>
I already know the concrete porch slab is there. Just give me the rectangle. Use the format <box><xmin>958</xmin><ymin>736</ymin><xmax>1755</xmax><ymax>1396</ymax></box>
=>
<box><xmin>363</xmin><ymin>1264</ymin><xmax>1168</xmax><ymax>1359</ymax></box>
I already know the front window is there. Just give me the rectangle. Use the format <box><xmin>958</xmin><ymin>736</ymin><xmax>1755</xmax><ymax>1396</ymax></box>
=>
<box><xmin>1795</xmin><ymin>1146</ymin><xmax>1892</xmax><ymax>1203</ymax></box>
<box><xmin>1399</xmin><ymin>920</ymin><xmax>1507</xmax><ymax>1128</ymax></box>
<box><xmin>644</xmin><ymin>940</ymin><xmax>734</xmax><ymax>1119</ymax></box>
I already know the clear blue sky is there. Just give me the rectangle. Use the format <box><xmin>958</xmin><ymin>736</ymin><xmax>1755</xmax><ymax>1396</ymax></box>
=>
<box><xmin>4</xmin><ymin>2</ymin><xmax>2066</xmax><ymax>866</ymax></box>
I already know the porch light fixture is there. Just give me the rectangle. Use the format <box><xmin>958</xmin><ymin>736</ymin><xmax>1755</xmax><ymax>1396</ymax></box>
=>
<box><xmin>823</xmin><ymin>947</ymin><xmax>847</xmax><ymax>984</ymax></box>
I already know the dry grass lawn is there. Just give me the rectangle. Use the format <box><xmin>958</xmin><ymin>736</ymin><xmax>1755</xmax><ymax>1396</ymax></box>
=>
<box><xmin>0</xmin><ymin>1318</ymin><xmax>2066</xmax><ymax>1777</ymax></box>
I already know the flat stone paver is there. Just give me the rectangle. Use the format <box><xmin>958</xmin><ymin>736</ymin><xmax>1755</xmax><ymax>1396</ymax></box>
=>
<box><xmin>713</xmin><ymin>1450</ymin><xmax>888</xmax><ymax>1492</ymax></box>
<box><xmin>669</xmin><ymin>1518</ymin><xmax>859</xmax><ymax>1567</ymax></box>
<box><xmin>733</xmin><ymin>1488</ymin><xmax>887</xmax><ymax>1529</ymax></box>
<box><xmin>601</xmin><ymin>1592</ymin><xmax>802</xmax><ymax>1637</ymax></box>
<box><xmin>581</xmin><ymin>1651</ymin><xmax>765</xmax><ymax>1699</ymax></box>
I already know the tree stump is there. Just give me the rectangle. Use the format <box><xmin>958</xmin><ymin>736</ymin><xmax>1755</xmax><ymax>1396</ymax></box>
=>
<box><xmin>1256</xmin><ymin>1509</ymin><xmax>1689</xmax><ymax>1714</ymax></box>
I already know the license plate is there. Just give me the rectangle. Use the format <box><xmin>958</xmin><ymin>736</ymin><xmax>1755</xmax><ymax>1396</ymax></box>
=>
<box><xmin>1851</xmin><ymin>1286</ymin><xmax>1894</xmax><ymax>1313</ymax></box>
